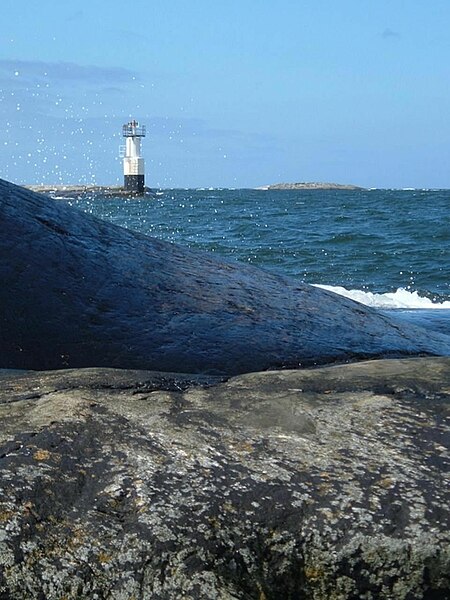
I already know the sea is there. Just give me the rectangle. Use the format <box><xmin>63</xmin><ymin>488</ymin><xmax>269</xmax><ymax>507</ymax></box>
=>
<box><xmin>64</xmin><ymin>188</ymin><xmax>450</xmax><ymax>337</ymax></box>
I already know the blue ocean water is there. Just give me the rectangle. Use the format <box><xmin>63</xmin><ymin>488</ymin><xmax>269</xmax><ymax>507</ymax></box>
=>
<box><xmin>64</xmin><ymin>188</ymin><xmax>450</xmax><ymax>333</ymax></box>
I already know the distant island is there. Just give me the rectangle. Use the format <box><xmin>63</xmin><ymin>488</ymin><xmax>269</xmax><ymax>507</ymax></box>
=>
<box><xmin>257</xmin><ymin>182</ymin><xmax>363</xmax><ymax>190</ymax></box>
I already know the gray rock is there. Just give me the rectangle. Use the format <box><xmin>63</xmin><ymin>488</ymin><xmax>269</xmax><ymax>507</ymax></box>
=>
<box><xmin>0</xmin><ymin>358</ymin><xmax>449</xmax><ymax>599</ymax></box>
<box><xmin>1</xmin><ymin>178</ymin><xmax>449</xmax><ymax>375</ymax></box>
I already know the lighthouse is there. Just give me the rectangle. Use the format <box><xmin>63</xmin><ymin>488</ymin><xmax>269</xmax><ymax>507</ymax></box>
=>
<box><xmin>122</xmin><ymin>120</ymin><xmax>146</xmax><ymax>194</ymax></box>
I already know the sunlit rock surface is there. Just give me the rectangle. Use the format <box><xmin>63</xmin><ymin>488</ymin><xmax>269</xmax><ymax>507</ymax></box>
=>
<box><xmin>0</xmin><ymin>358</ymin><xmax>449</xmax><ymax>599</ymax></box>
<box><xmin>1</xmin><ymin>179</ymin><xmax>450</xmax><ymax>375</ymax></box>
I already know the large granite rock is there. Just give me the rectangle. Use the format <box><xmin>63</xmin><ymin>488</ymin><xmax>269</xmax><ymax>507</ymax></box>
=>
<box><xmin>1</xmin><ymin>178</ymin><xmax>449</xmax><ymax>375</ymax></box>
<box><xmin>0</xmin><ymin>358</ymin><xmax>449</xmax><ymax>599</ymax></box>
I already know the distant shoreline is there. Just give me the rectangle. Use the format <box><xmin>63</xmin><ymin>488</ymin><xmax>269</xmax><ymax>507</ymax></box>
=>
<box><xmin>256</xmin><ymin>182</ymin><xmax>363</xmax><ymax>190</ymax></box>
<box><xmin>23</xmin><ymin>184</ymin><xmax>448</xmax><ymax>196</ymax></box>
<box><xmin>24</xmin><ymin>183</ymin><xmax>364</xmax><ymax>198</ymax></box>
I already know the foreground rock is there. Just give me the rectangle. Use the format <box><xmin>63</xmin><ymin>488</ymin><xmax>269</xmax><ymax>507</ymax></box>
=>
<box><xmin>0</xmin><ymin>358</ymin><xmax>449</xmax><ymax>599</ymax></box>
<box><xmin>1</xmin><ymin>178</ymin><xmax>449</xmax><ymax>375</ymax></box>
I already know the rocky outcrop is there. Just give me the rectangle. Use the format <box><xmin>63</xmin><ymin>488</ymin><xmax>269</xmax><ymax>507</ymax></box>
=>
<box><xmin>1</xmin><ymin>178</ymin><xmax>449</xmax><ymax>375</ymax></box>
<box><xmin>0</xmin><ymin>358</ymin><xmax>449</xmax><ymax>599</ymax></box>
<box><xmin>24</xmin><ymin>185</ymin><xmax>155</xmax><ymax>198</ymax></box>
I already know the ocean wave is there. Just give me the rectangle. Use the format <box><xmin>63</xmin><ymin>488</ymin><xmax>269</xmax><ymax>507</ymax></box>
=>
<box><xmin>314</xmin><ymin>285</ymin><xmax>450</xmax><ymax>309</ymax></box>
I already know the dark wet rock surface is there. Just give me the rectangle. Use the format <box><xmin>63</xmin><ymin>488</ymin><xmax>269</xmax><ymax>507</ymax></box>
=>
<box><xmin>1</xmin><ymin>178</ymin><xmax>450</xmax><ymax>375</ymax></box>
<box><xmin>0</xmin><ymin>358</ymin><xmax>449</xmax><ymax>599</ymax></box>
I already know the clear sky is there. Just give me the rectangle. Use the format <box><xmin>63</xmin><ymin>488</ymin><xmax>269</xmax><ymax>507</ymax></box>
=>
<box><xmin>1</xmin><ymin>0</ymin><xmax>449</xmax><ymax>188</ymax></box>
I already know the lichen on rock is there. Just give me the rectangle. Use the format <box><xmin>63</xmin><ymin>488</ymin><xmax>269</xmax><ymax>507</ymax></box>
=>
<box><xmin>0</xmin><ymin>358</ymin><xmax>449</xmax><ymax>599</ymax></box>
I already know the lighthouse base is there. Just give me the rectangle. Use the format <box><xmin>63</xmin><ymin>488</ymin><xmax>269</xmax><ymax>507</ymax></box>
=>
<box><xmin>124</xmin><ymin>175</ymin><xmax>145</xmax><ymax>195</ymax></box>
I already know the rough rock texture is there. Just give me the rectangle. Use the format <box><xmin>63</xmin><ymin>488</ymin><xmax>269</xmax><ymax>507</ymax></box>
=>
<box><xmin>1</xmin><ymin>178</ymin><xmax>449</xmax><ymax>375</ymax></box>
<box><xmin>0</xmin><ymin>358</ymin><xmax>449</xmax><ymax>599</ymax></box>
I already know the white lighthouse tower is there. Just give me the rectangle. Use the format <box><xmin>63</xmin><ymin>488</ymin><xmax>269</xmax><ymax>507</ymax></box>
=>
<box><xmin>122</xmin><ymin>120</ymin><xmax>146</xmax><ymax>194</ymax></box>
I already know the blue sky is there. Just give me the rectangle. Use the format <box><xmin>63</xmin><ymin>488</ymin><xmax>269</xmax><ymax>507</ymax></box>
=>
<box><xmin>1</xmin><ymin>0</ymin><xmax>449</xmax><ymax>188</ymax></box>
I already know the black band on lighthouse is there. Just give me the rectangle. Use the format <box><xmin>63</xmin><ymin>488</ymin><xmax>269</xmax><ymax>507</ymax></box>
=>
<box><xmin>124</xmin><ymin>175</ymin><xmax>145</xmax><ymax>193</ymax></box>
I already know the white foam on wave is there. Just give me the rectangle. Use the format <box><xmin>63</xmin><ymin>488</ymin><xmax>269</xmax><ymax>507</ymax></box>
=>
<box><xmin>314</xmin><ymin>285</ymin><xmax>450</xmax><ymax>309</ymax></box>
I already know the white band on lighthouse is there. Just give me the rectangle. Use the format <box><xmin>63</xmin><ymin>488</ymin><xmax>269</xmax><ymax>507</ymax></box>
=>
<box><xmin>123</xmin><ymin>158</ymin><xmax>145</xmax><ymax>176</ymax></box>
